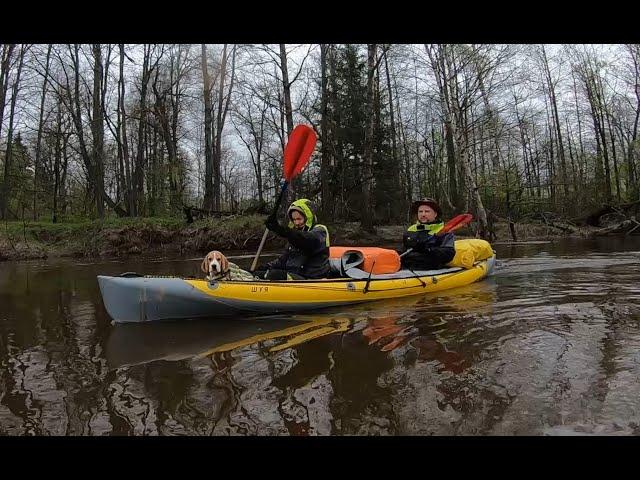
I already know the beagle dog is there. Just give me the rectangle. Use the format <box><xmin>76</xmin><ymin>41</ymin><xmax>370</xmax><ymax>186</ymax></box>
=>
<box><xmin>201</xmin><ymin>250</ymin><xmax>230</xmax><ymax>280</ymax></box>
<box><xmin>201</xmin><ymin>250</ymin><xmax>257</xmax><ymax>281</ymax></box>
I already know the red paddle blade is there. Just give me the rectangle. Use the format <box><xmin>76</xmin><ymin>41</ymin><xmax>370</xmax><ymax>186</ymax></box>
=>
<box><xmin>283</xmin><ymin>125</ymin><xmax>317</xmax><ymax>182</ymax></box>
<box><xmin>441</xmin><ymin>213</ymin><xmax>473</xmax><ymax>234</ymax></box>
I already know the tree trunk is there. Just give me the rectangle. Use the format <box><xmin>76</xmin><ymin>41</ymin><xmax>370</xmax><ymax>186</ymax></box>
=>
<box><xmin>279</xmin><ymin>44</ymin><xmax>294</xmax><ymax>136</ymax></box>
<box><xmin>0</xmin><ymin>45</ymin><xmax>25</xmax><ymax>220</ymax></box>
<box><xmin>132</xmin><ymin>45</ymin><xmax>154</xmax><ymax>216</ymax></box>
<box><xmin>319</xmin><ymin>44</ymin><xmax>332</xmax><ymax>218</ymax></box>
<box><xmin>543</xmin><ymin>92</ymin><xmax>556</xmax><ymax>206</ymax></box>
<box><xmin>117</xmin><ymin>44</ymin><xmax>133</xmax><ymax>216</ymax></box>
<box><xmin>627</xmin><ymin>46</ymin><xmax>640</xmax><ymax>200</ymax></box>
<box><xmin>278</xmin><ymin>44</ymin><xmax>297</xmax><ymax>197</ymax></box>
<box><xmin>52</xmin><ymin>104</ymin><xmax>62</xmax><ymax>223</ymax></box>
<box><xmin>540</xmin><ymin>45</ymin><xmax>569</xmax><ymax>199</ymax></box>
<box><xmin>393</xmin><ymin>74</ymin><xmax>412</xmax><ymax>211</ymax></box>
<box><xmin>152</xmin><ymin>76</ymin><xmax>179</xmax><ymax>213</ymax></box>
<box><xmin>571</xmin><ymin>70</ymin><xmax>588</xmax><ymax>188</ymax></box>
<box><xmin>360</xmin><ymin>44</ymin><xmax>377</xmax><ymax>233</ymax></box>
<box><xmin>201</xmin><ymin>44</ymin><xmax>214</xmax><ymax>211</ymax></box>
<box><xmin>214</xmin><ymin>44</ymin><xmax>237</xmax><ymax>211</ymax></box>
<box><xmin>582</xmin><ymin>66</ymin><xmax>612</xmax><ymax>202</ymax></box>
<box><xmin>0</xmin><ymin>44</ymin><xmax>16</xmax><ymax>141</ymax></box>
<box><xmin>33</xmin><ymin>44</ymin><xmax>52</xmax><ymax>220</ymax></box>
<box><xmin>91</xmin><ymin>44</ymin><xmax>106</xmax><ymax>218</ymax></box>
<box><xmin>383</xmin><ymin>46</ymin><xmax>401</xmax><ymax>220</ymax></box>
<box><xmin>426</xmin><ymin>44</ymin><xmax>460</xmax><ymax>210</ymax></box>
<box><xmin>605</xmin><ymin>110</ymin><xmax>622</xmax><ymax>201</ymax></box>
<box><xmin>328</xmin><ymin>45</ymin><xmax>345</xmax><ymax>216</ymax></box>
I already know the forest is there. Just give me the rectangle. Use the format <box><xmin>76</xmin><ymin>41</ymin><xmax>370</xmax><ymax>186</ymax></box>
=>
<box><xmin>1</xmin><ymin>44</ymin><xmax>639</xmax><ymax>240</ymax></box>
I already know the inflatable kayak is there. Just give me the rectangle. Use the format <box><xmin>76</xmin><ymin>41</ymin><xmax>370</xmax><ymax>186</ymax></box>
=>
<box><xmin>98</xmin><ymin>255</ymin><xmax>496</xmax><ymax>323</ymax></box>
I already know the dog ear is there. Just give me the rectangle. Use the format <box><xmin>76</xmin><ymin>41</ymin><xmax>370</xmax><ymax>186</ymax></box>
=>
<box><xmin>201</xmin><ymin>255</ymin><xmax>210</xmax><ymax>274</ymax></box>
<box><xmin>220</xmin><ymin>254</ymin><xmax>229</xmax><ymax>273</ymax></box>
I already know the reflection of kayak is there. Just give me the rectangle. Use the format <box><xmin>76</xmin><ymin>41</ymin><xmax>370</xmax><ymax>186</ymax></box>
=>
<box><xmin>106</xmin><ymin>316</ymin><xmax>351</xmax><ymax>368</ymax></box>
<box><xmin>98</xmin><ymin>256</ymin><xmax>495</xmax><ymax>323</ymax></box>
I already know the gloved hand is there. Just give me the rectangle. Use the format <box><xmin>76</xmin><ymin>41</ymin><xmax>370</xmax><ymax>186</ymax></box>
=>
<box><xmin>403</xmin><ymin>233</ymin><xmax>418</xmax><ymax>250</ymax></box>
<box><xmin>265</xmin><ymin>214</ymin><xmax>288</xmax><ymax>237</ymax></box>
<box><xmin>265</xmin><ymin>213</ymin><xmax>278</xmax><ymax>230</ymax></box>
<box><xmin>414</xmin><ymin>234</ymin><xmax>438</xmax><ymax>253</ymax></box>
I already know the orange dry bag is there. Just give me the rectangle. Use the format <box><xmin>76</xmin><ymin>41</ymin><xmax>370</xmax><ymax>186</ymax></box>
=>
<box><xmin>329</xmin><ymin>246</ymin><xmax>401</xmax><ymax>274</ymax></box>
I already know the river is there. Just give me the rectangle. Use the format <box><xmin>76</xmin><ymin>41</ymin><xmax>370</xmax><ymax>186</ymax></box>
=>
<box><xmin>1</xmin><ymin>237</ymin><xmax>639</xmax><ymax>435</ymax></box>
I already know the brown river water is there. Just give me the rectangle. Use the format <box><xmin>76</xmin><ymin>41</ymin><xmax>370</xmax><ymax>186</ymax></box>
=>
<box><xmin>1</xmin><ymin>237</ymin><xmax>640</xmax><ymax>436</ymax></box>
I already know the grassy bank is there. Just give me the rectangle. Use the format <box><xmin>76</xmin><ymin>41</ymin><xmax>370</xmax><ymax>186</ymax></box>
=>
<box><xmin>0</xmin><ymin>215</ymin><xmax>591</xmax><ymax>262</ymax></box>
<box><xmin>0</xmin><ymin>216</ymin><xmax>266</xmax><ymax>261</ymax></box>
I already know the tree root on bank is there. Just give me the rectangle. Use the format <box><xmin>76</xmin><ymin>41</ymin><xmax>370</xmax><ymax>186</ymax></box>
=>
<box><xmin>547</xmin><ymin>221</ymin><xmax>582</xmax><ymax>234</ymax></box>
<box><xmin>593</xmin><ymin>217</ymin><xmax>640</xmax><ymax>236</ymax></box>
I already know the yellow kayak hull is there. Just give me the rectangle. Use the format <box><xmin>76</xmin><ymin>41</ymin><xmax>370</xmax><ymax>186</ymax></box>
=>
<box><xmin>98</xmin><ymin>256</ymin><xmax>495</xmax><ymax>323</ymax></box>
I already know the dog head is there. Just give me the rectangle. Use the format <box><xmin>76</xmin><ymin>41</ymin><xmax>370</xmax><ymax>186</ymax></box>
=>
<box><xmin>201</xmin><ymin>250</ymin><xmax>230</xmax><ymax>280</ymax></box>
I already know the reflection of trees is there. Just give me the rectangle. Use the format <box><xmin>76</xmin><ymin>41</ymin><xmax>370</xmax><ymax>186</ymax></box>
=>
<box><xmin>6</xmin><ymin>256</ymin><xmax>640</xmax><ymax>436</ymax></box>
<box><xmin>2</xmin><ymin>260</ymin><xmax>507</xmax><ymax>436</ymax></box>
<box><xmin>97</xmin><ymin>277</ymin><xmax>504</xmax><ymax>435</ymax></box>
<box><xmin>1</xmin><ymin>264</ymin><xmax>70</xmax><ymax>435</ymax></box>
<box><xmin>190</xmin><ymin>318</ymin><xmax>353</xmax><ymax>435</ymax></box>
<box><xmin>360</xmin><ymin>282</ymin><xmax>498</xmax><ymax>368</ymax></box>
<box><xmin>333</xmin><ymin>280</ymin><xmax>506</xmax><ymax>435</ymax></box>
<box><xmin>1</xmin><ymin>261</ymin><xmax>125</xmax><ymax>435</ymax></box>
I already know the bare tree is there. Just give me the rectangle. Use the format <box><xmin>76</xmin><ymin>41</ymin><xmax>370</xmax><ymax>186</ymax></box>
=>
<box><xmin>32</xmin><ymin>44</ymin><xmax>52</xmax><ymax>220</ymax></box>
<box><xmin>538</xmin><ymin>45</ymin><xmax>569</xmax><ymax>199</ymax></box>
<box><xmin>201</xmin><ymin>43</ymin><xmax>214</xmax><ymax>211</ymax></box>
<box><xmin>213</xmin><ymin>44</ymin><xmax>237</xmax><ymax>211</ymax></box>
<box><xmin>425</xmin><ymin>44</ymin><xmax>490</xmax><ymax>237</ymax></box>
<box><xmin>0</xmin><ymin>44</ymin><xmax>16</xmax><ymax>142</ymax></box>
<box><xmin>624</xmin><ymin>44</ymin><xmax>640</xmax><ymax>199</ymax></box>
<box><xmin>1</xmin><ymin>44</ymin><xmax>26</xmax><ymax>220</ymax></box>
<box><xmin>360</xmin><ymin>44</ymin><xmax>377</xmax><ymax>233</ymax></box>
<box><xmin>232</xmin><ymin>79</ymin><xmax>269</xmax><ymax>205</ymax></box>
<box><xmin>132</xmin><ymin>44</ymin><xmax>163</xmax><ymax>216</ymax></box>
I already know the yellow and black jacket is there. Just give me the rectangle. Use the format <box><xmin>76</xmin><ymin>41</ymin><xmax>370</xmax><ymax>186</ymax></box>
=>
<box><xmin>265</xmin><ymin>199</ymin><xmax>330</xmax><ymax>279</ymax></box>
<box><xmin>402</xmin><ymin>219</ymin><xmax>456</xmax><ymax>270</ymax></box>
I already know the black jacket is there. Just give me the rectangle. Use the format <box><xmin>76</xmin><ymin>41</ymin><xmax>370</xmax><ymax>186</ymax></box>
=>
<box><xmin>401</xmin><ymin>222</ymin><xmax>456</xmax><ymax>270</ymax></box>
<box><xmin>265</xmin><ymin>224</ymin><xmax>330</xmax><ymax>278</ymax></box>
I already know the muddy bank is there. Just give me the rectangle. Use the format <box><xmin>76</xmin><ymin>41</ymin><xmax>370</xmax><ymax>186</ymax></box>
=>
<box><xmin>0</xmin><ymin>215</ymin><xmax>622</xmax><ymax>262</ymax></box>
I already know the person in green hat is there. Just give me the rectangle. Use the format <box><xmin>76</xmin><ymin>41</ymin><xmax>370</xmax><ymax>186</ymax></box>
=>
<box><xmin>401</xmin><ymin>198</ymin><xmax>456</xmax><ymax>270</ymax></box>
<box><xmin>256</xmin><ymin>198</ymin><xmax>331</xmax><ymax>280</ymax></box>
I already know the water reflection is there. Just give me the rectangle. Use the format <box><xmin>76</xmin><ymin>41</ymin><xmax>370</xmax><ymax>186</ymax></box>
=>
<box><xmin>106</xmin><ymin>316</ymin><xmax>345</xmax><ymax>369</ymax></box>
<box><xmin>2</xmin><ymin>240</ymin><xmax>640</xmax><ymax>435</ymax></box>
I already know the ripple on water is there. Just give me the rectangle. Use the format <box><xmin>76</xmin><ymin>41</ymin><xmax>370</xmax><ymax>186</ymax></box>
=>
<box><xmin>2</xmin><ymin>239</ymin><xmax>640</xmax><ymax>435</ymax></box>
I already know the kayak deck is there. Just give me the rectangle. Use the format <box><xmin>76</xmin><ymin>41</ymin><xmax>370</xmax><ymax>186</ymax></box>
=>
<box><xmin>98</xmin><ymin>256</ymin><xmax>495</xmax><ymax>323</ymax></box>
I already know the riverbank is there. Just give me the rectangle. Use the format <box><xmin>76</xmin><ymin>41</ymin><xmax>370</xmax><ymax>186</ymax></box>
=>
<box><xmin>0</xmin><ymin>215</ymin><xmax>624</xmax><ymax>262</ymax></box>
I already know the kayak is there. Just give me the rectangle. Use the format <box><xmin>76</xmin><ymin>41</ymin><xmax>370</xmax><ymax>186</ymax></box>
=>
<box><xmin>98</xmin><ymin>255</ymin><xmax>496</xmax><ymax>323</ymax></box>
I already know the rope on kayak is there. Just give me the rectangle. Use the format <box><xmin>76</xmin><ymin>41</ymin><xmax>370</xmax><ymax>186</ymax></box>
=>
<box><xmin>406</xmin><ymin>267</ymin><xmax>427</xmax><ymax>288</ymax></box>
<box><xmin>363</xmin><ymin>260</ymin><xmax>376</xmax><ymax>294</ymax></box>
<box><xmin>248</xmin><ymin>274</ymin><xmax>447</xmax><ymax>293</ymax></box>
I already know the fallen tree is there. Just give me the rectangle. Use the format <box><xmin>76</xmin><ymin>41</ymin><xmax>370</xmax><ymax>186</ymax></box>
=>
<box><xmin>577</xmin><ymin>199</ymin><xmax>640</xmax><ymax>227</ymax></box>
<box><xmin>593</xmin><ymin>216</ymin><xmax>640</xmax><ymax>236</ymax></box>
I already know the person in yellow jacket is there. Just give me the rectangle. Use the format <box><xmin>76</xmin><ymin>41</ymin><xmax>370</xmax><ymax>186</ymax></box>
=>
<box><xmin>257</xmin><ymin>198</ymin><xmax>331</xmax><ymax>280</ymax></box>
<box><xmin>401</xmin><ymin>198</ymin><xmax>456</xmax><ymax>270</ymax></box>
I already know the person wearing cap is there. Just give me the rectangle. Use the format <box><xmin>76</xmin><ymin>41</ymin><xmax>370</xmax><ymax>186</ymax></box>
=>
<box><xmin>401</xmin><ymin>198</ymin><xmax>456</xmax><ymax>270</ymax></box>
<box><xmin>256</xmin><ymin>198</ymin><xmax>331</xmax><ymax>280</ymax></box>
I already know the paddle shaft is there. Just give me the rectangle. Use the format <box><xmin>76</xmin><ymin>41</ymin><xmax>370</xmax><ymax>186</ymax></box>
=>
<box><xmin>250</xmin><ymin>181</ymin><xmax>289</xmax><ymax>272</ymax></box>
